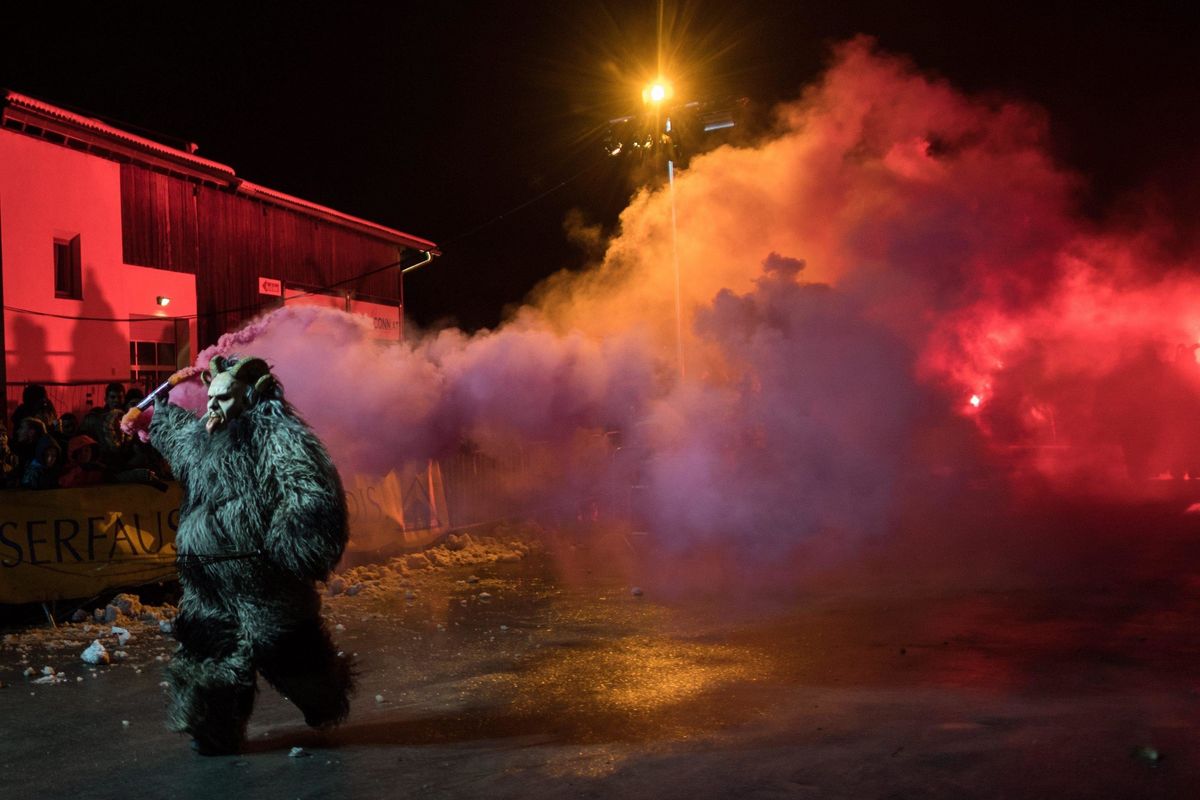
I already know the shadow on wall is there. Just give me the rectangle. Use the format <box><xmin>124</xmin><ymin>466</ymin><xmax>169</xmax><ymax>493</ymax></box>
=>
<box><xmin>4</xmin><ymin>268</ymin><xmax>129</xmax><ymax>422</ymax></box>
<box><xmin>67</xmin><ymin>267</ymin><xmax>126</xmax><ymax>395</ymax></box>
<box><xmin>6</xmin><ymin>315</ymin><xmax>52</xmax><ymax>423</ymax></box>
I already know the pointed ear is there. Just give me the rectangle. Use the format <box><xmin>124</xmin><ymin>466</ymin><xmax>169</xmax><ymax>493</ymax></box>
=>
<box><xmin>201</xmin><ymin>369</ymin><xmax>214</xmax><ymax>386</ymax></box>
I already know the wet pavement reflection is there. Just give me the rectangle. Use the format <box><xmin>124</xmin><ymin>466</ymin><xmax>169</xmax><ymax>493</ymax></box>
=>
<box><xmin>2</xmin><ymin>524</ymin><xmax>1199</xmax><ymax>799</ymax></box>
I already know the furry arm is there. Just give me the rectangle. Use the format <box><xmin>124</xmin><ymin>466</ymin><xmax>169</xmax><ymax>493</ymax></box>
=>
<box><xmin>259</xmin><ymin>415</ymin><xmax>349</xmax><ymax>582</ymax></box>
<box><xmin>148</xmin><ymin>399</ymin><xmax>200</xmax><ymax>483</ymax></box>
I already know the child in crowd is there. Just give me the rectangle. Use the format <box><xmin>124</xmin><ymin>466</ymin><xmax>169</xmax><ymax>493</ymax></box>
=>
<box><xmin>12</xmin><ymin>416</ymin><xmax>47</xmax><ymax>471</ymax></box>
<box><xmin>20</xmin><ymin>433</ymin><xmax>61</xmax><ymax>489</ymax></box>
<box><xmin>58</xmin><ymin>434</ymin><xmax>105</xmax><ymax>489</ymax></box>
<box><xmin>52</xmin><ymin>412</ymin><xmax>79</xmax><ymax>450</ymax></box>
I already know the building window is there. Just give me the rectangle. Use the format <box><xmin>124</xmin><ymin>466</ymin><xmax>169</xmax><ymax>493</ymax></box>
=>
<box><xmin>54</xmin><ymin>235</ymin><xmax>82</xmax><ymax>299</ymax></box>
<box><xmin>129</xmin><ymin>339</ymin><xmax>177</xmax><ymax>390</ymax></box>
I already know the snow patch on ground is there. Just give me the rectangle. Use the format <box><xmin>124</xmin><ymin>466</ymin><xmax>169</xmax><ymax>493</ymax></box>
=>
<box><xmin>0</xmin><ymin>524</ymin><xmax>544</xmax><ymax>686</ymax></box>
<box><xmin>1</xmin><ymin>593</ymin><xmax>177</xmax><ymax>684</ymax></box>
<box><xmin>323</xmin><ymin>524</ymin><xmax>540</xmax><ymax>602</ymax></box>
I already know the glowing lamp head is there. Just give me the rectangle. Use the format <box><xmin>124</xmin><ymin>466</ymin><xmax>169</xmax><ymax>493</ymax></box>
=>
<box><xmin>969</xmin><ymin>394</ymin><xmax>982</xmax><ymax>408</ymax></box>
<box><xmin>156</xmin><ymin>296</ymin><xmax>171</xmax><ymax>307</ymax></box>
<box><xmin>642</xmin><ymin>79</ymin><xmax>673</xmax><ymax>105</ymax></box>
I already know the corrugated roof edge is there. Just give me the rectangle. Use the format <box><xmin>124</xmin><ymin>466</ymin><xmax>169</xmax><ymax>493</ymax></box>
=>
<box><xmin>2</xmin><ymin>90</ymin><xmax>236</xmax><ymax>177</ymax></box>
<box><xmin>1</xmin><ymin>90</ymin><xmax>438</xmax><ymax>253</ymax></box>
<box><xmin>239</xmin><ymin>182</ymin><xmax>439</xmax><ymax>253</ymax></box>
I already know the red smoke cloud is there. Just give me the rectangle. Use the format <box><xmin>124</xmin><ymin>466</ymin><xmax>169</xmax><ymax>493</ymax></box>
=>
<box><xmin>162</xmin><ymin>37</ymin><xmax>1200</xmax><ymax>575</ymax></box>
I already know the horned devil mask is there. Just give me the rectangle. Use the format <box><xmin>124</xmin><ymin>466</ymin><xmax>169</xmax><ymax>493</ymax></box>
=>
<box><xmin>201</xmin><ymin>356</ymin><xmax>277</xmax><ymax>434</ymax></box>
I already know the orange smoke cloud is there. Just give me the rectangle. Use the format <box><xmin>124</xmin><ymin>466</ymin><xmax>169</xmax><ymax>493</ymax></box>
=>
<box><xmin>541</xmin><ymin>35</ymin><xmax>1200</xmax><ymax>497</ymax></box>
<box><xmin>177</xmin><ymin>37</ymin><xmax>1200</xmax><ymax>574</ymax></box>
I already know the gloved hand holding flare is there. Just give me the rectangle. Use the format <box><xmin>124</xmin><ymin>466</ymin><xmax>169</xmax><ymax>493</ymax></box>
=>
<box><xmin>120</xmin><ymin>366</ymin><xmax>202</xmax><ymax>435</ymax></box>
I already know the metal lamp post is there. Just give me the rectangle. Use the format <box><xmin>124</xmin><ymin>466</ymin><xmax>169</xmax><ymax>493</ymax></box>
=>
<box><xmin>643</xmin><ymin>80</ymin><xmax>685</xmax><ymax>380</ymax></box>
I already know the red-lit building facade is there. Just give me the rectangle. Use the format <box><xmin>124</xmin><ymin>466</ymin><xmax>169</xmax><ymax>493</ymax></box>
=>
<box><xmin>0</xmin><ymin>91</ymin><xmax>436</xmax><ymax>419</ymax></box>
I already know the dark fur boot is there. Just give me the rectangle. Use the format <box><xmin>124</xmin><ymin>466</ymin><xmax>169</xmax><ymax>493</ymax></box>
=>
<box><xmin>165</xmin><ymin>651</ymin><xmax>257</xmax><ymax>755</ymax></box>
<box><xmin>167</xmin><ymin>611</ymin><xmax>257</xmax><ymax>755</ymax></box>
<box><xmin>258</xmin><ymin>618</ymin><xmax>355</xmax><ymax>729</ymax></box>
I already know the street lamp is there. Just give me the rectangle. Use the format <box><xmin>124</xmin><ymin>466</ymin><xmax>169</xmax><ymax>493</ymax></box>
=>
<box><xmin>643</xmin><ymin>78</ymin><xmax>685</xmax><ymax>380</ymax></box>
<box><xmin>642</xmin><ymin>79</ymin><xmax>673</xmax><ymax>105</ymax></box>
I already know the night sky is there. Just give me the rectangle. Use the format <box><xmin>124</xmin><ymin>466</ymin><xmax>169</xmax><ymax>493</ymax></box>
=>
<box><xmin>3</xmin><ymin>1</ymin><xmax>1199</xmax><ymax>331</ymax></box>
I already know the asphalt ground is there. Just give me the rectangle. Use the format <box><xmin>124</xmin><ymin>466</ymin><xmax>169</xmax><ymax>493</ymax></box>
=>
<box><xmin>1</xmin><ymin>510</ymin><xmax>1198</xmax><ymax>799</ymax></box>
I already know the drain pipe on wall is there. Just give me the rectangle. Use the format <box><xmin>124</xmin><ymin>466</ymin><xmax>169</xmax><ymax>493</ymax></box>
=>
<box><xmin>398</xmin><ymin>249</ymin><xmax>436</xmax><ymax>342</ymax></box>
<box><xmin>401</xmin><ymin>250</ymin><xmax>435</xmax><ymax>274</ymax></box>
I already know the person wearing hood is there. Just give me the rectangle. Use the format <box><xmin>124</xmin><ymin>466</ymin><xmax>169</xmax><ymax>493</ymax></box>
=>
<box><xmin>124</xmin><ymin>386</ymin><xmax>146</xmax><ymax>410</ymax></box>
<box><xmin>51</xmin><ymin>412</ymin><xmax>79</xmax><ymax>451</ymax></box>
<box><xmin>20</xmin><ymin>433</ymin><xmax>61</xmax><ymax>490</ymax></box>
<box><xmin>12</xmin><ymin>384</ymin><xmax>53</xmax><ymax>431</ymax></box>
<box><xmin>59</xmin><ymin>434</ymin><xmax>105</xmax><ymax>489</ymax></box>
<box><xmin>12</xmin><ymin>417</ymin><xmax>47</xmax><ymax>474</ymax></box>
<box><xmin>80</xmin><ymin>401</ymin><xmax>169</xmax><ymax>491</ymax></box>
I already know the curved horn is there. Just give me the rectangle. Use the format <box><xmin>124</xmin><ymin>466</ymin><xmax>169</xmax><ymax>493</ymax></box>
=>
<box><xmin>228</xmin><ymin>357</ymin><xmax>272</xmax><ymax>386</ymax></box>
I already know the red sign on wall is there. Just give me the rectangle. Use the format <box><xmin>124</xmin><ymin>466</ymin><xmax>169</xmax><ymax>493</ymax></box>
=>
<box><xmin>258</xmin><ymin>277</ymin><xmax>283</xmax><ymax>296</ymax></box>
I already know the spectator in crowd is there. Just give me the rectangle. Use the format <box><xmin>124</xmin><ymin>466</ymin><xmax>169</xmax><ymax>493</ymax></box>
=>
<box><xmin>124</xmin><ymin>387</ymin><xmax>146</xmax><ymax>410</ymax></box>
<box><xmin>0</xmin><ymin>425</ymin><xmax>18</xmax><ymax>488</ymax></box>
<box><xmin>78</xmin><ymin>381</ymin><xmax>124</xmax><ymax>448</ymax></box>
<box><xmin>14</xmin><ymin>391</ymin><xmax>57</xmax><ymax>445</ymax></box>
<box><xmin>12</xmin><ymin>416</ymin><xmax>47</xmax><ymax>474</ymax></box>
<box><xmin>83</xmin><ymin>382</ymin><xmax>127</xmax><ymax>456</ymax></box>
<box><xmin>51</xmin><ymin>412</ymin><xmax>79</xmax><ymax>451</ymax></box>
<box><xmin>32</xmin><ymin>398</ymin><xmax>58</xmax><ymax>428</ymax></box>
<box><xmin>101</xmin><ymin>382</ymin><xmax>125</xmax><ymax>413</ymax></box>
<box><xmin>12</xmin><ymin>383</ymin><xmax>49</xmax><ymax>430</ymax></box>
<box><xmin>58</xmin><ymin>434</ymin><xmax>105</xmax><ymax>489</ymax></box>
<box><xmin>79</xmin><ymin>402</ymin><xmax>168</xmax><ymax>491</ymax></box>
<box><xmin>20</xmin><ymin>432</ymin><xmax>61</xmax><ymax>490</ymax></box>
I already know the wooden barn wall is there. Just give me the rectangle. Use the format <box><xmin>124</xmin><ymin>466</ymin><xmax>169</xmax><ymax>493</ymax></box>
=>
<box><xmin>120</xmin><ymin>165</ymin><xmax>404</xmax><ymax>347</ymax></box>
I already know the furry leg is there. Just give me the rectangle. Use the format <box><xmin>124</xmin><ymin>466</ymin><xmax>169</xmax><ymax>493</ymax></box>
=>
<box><xmin>258</xmin><ymin>617</ymin><xmax>354</xmax><ymax>729</ymax></box>
<box><xmin>167</xmin><ymin>610</ymin><xmax>257</xmax><ymax>755</ymax></box>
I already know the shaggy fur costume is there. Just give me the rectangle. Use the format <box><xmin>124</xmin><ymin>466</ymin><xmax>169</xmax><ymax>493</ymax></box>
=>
<box><xmin>151</xmin><ymin>386</ymin><xmax>351</xmax><ymax>754</ymax></box>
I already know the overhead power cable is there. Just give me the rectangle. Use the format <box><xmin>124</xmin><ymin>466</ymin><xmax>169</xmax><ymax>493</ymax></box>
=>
<box><xmin>437</xmin><ymin>161</ymin><xmax>600</xmax><ymax>248</ymax></box>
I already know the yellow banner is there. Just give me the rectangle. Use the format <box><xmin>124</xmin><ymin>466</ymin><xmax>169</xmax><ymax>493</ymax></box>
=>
<box><xmin>1</xmin><ymin>461</ymin><xmax>452</xmax><ymax>603</ymax></box>
<box><xmin>0</xmin><ymin>483</ymin><xmax>180</xmax><ymax>604</ymax></box>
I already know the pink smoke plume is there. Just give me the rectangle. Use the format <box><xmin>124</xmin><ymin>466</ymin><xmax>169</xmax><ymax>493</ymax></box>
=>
<box><xmin>182</xmin><ymin>305</ymin><xmax>657</xmax><ymax>480</ymax></box>
<box><xmin>153</xmin><ymin>37</ymin><xmax>1200</xmax><ymax>574</ymax></box>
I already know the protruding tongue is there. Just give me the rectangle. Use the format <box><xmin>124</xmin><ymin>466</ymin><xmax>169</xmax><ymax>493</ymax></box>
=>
<box><xmin>206</xmin><ymin>414</ymin><xmax>221</xmax><ymax>434</ymax></box>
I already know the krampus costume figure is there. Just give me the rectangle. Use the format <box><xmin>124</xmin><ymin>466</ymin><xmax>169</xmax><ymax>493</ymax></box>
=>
<box><xmin>149</xmin><ymin>355</ymin><xmax>351</xmax><ymax>755</ymax></box>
